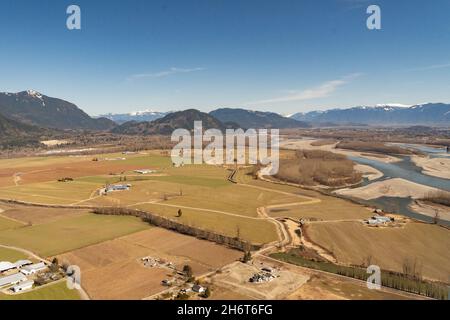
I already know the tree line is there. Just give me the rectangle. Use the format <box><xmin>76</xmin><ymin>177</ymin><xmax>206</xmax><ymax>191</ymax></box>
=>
<box><xmin>92</xmin><ymin>206</ymin><xmax>261</xmax><ymax>252</ymax></box>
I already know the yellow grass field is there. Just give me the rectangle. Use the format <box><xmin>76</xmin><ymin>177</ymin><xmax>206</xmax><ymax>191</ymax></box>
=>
<box><xmin>249</xmin><ymin>180</ymin><xmax>373</xmax><ymax>221</ymax></box>
<box><xmin>0</xmin><ymin>215</ymin><xmax>23</xmax><ymax>231</ymax></box>
<box><xmin>132</xmin><ymin>202</ymin><xmax>278</xmax><ymax>244</ymax></box>
<box><xmin>304</xmin><ymin>221</ymin><xmax>450</xmax><ymax>282</ymax></box>
<box><xmin>0</xmin><ymin>246</ymin><xmax>29</xmax><ymax>261</ymax></box>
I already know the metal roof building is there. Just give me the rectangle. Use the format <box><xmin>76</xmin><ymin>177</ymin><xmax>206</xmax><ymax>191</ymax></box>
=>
<box><xmin>0</xmin><ymin>273</ymin><xmax>27</xmax><ymax>287</ymax></box>
<box><xmin>14</xmin><ymin>260</ymin><xmax>33</xmax><ymax>268</ymax></box>
<box><xmin>12</xmin><ymin>280</ymin><xmax>34</xmax><ymax>293</ymax></box>
<box><xmin>0</xmin><ymin>261</ymin><xmax>16</xmax><ymax>273</ymax></box>
<box><xmin>20</xmin><ymin>262</ymin><xmax>47</xmax><ymax>275</ymax></box>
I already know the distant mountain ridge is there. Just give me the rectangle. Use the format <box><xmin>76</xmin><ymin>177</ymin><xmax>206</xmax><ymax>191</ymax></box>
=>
<box><xmin>0</xmin><ymin>90</ymin><xmax>116</xmax><ymax>130</ymax></box>
<box><xmin>98</xmin><ymin>110</ymin><xmax>170</xmax><ymax>124</ymax></box>
<box><xmin>112</xmin><ymin>109</ymin><xmax>226</xmax><ymax>135</ymax></box>
<box><xmin>210</xmin><ymin>108</ymin><xmax>310</xmax><ymax>129</ymax></box>
<box><xmin>290</xmin><ymin>103</ymin><xmax>450</xmax><ymax>126</ymax></box>
<box><xmin>0</xmin><ymin>111</ymin><xmax>45</xmax><ymax>138</ymax></box>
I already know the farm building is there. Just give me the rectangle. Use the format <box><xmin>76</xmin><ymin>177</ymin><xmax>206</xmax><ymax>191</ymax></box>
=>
<box><xmin>192</xmin><ymin>284</ymin><xmax>206</xmax><ymax>293</ymax></box>
<box><xmin>0</xmin><ymin>261</ymin><xmax>16</xmax><ymax>273</ymax></box>
<box><xmin>20</xmin><ymin>262</ymin><xmax>47</xmax><ymax>275</ymax></box>
<box><xmin>367</xmin><ymin>215</ymin><xmax>394</xmax><ymax>225</ymax></box>
<box><xmin>0</xmin><ymin>273</ymin><xmax>27</xmax><ymax>288</ymax></box>
<box><xmin>161</xmin><ymin>279</ymin><xmax>172</xmax><ymax>286</ymax></box>
<box><xmin>134</xmin><ymin>169</ymin><xmax>155</xmax><ymax>174</ymax></box>
<box><xmin>249</xmin><ymin>272</ymin><xmax>275</xmax><ymax>283</ymax></box>
<box><xmin>14</xmin><ymin>260</ymin><xmax>33</xmax><ymax>269</ymax></box>
<box><xmin>106</xmin><ymin>184</ymin><xmax>132</xmax><ymax>192</ymax></box>
<box><xmin>12</xmin><ymin>280</ymin><xmax>34</xmax><ymax>293</ymax></box>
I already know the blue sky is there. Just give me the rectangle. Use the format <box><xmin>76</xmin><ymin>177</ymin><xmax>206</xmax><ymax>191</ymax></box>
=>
<box><xmin>1</xmin><ymin>0</ymin><xmax>450</xmax><ymax>115</ymax></box>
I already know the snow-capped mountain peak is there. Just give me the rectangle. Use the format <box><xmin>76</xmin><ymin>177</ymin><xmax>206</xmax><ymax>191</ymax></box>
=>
<box><xmin>26</xmin><ymin>89</ymin><xmax>43</xmax><ymax>99</ymax></box>
<box><xmin>375</xmin><ymin>103</ymin><xmax>412</xmax><ymax>108</ymax></box>
<box><xmin>129</xmin><ymin>109</ymin><xmax>161</xmax><ymax>116</ymax></box>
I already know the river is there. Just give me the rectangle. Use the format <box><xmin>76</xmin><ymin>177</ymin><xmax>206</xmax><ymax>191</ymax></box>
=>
<box><xmin>346</xmin><ymin>144</ymin><xmax>450</xmax><ymax>225</ymax></box>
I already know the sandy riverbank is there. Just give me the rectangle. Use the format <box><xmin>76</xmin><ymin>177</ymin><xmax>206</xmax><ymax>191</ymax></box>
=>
<box><xmin>410</xmin><ymin>200</ymin><xmax>450</xmax><ymax>222</ymax></box>
<box><xmin>280</xmin><ymin>139</ymin><xmax>401</xmax><ymax>164</ymax></box>
<box><xmin>354</xmin><ymin>164</ymin><xmax>383</xmax><ymax>181</ymax></box>
<box><xmin>40</xmin><ymin>139</ymin><xmax>70</xmax><ymax>147</ymax></box>
<box><xmin>411</xmin><ymin>156</ymin><xmax>450</xmax><ymax>179</ymax></box>
<box><xmin>335</xmin><ymin>178</ymin><xmax>440</xmax><ymax>200</ymax></box>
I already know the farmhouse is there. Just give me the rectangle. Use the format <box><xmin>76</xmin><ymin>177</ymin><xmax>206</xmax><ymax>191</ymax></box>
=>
<box><xmin>106</xmin><ymin>184</ymin><xmax>132</xmax><ymax>192</ymax></box>
<box><xmin>0</xmin><ymin>261</ymin><xmax>16</xmax><ymax>273</ymax></box>
<box><xmin>12</xmin><ymin>280</ymin><xmax>34</xmax><ymax>293</ymax></box>
<box><xmin>20</xmin><ymin>262</ymin><xmax>47</xmax><ymax>275</ymax></box>
<box><xmin>0</xmin><ymin>273</ymin><xmax>27</xmax><ymax>288</ymax></box>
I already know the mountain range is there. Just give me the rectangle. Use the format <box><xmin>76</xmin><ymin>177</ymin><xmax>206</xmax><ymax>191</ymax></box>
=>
<box><xmin>0</xmin><ymin>90</ymin><xmax>115</xmax><ymax>130</ymax></box>
<box><xmin>112</xmin><ymin>109</ymin><xmax>227</xmax><ymax>135</ymax></box>
<box><xmin>0</xmin><ymin>111</ymin><xmax>46</xmax><ymax>137</ymax></box>
<box><xmin>290</xmin><ymin>103</ymin><xmax>450</xmax><ymax>126</ymax></box>
<box><xmin>1</xmin><ymin>90</ymin><xmax>449</xmax><ymax>141</ymax></box>
<box><xmin>98</xmin><ymin>110</ymin><xmax>170</xmax><ymax>124</ymax></box>
<box><xmin>209</xmin><ymin>108</ymin><xmax>309</xmax><ymax>129</ymax></box>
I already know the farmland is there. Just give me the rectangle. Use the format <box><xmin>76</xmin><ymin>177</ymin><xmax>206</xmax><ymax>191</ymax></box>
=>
<box><xmin>0</xmin><ymin>246</ymin><xmax>28</xmax><ymax>261</ymax></box>
<box><xmin>57</xmin><ymin>228</ymin><xmax>242</xmax><ymax>300</ymax></box>
<box><xmin>0</xmin><ymin>215</ymin><xmax>23</xmax><ymax>231</ymax></box>
<box><xmin>0</xmin><ymin>205</ymin><xmax>86</xmax><ymax>225</ymax></box>
<box><xmin>0</xmin><ymin>149</ymin><xmax>448</xmax><ymax>300</ymax></box>
<box><xmin>0</xmin><ymin>152</ymin><xmax>310</xmax><ymax>245</ymax></box>
<box><xmin>0</xmin><ymin>281</ymin><xmax>80</xmax><ymax>300</ymax></box>
<box><xmin>0</xmin><ymin>213</ymin><xmax>151</xmax><ymax>257</ymax></box>
<box><xmin>303</xmin><ymin>221</ymin><xmax>450</xmax><ymax>282</ymax></box>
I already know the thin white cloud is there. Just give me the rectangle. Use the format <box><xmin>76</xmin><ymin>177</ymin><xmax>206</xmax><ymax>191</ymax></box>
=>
<box><xmin>127</xmin><ymin>67</ymin><xmax>205</xmax><ymax>81</ymax></box>
<box><xmin>246</xmin><ymin>73</ymin><xmax>361</xmax><ymax>106</ymax></box>
<box><xmin>408</xmin><ymin>63</ymin><xmax>450</xmax><ymax>72</ymax></box>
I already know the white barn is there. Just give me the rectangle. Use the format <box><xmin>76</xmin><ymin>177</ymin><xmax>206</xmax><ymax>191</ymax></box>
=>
<box><xmin>12</xmin><ymin>280</ymin><xmax>34</xmax><ymax>293</ymax></box>
<box><xmin>14</xmin><ymin>260</ymin><xmax>33</xmax><ymax>269</ymax></box>
<box><xmin>134</xmin><ymin>169</ymin><xmax>154</xmax><ymax>174</ymax></box>
<box><xmin>20</xmin><ymin>262</ymin><xmax>47</xmax><ymax>275</ymax></box>
<box><xmin>0</xmin><ymin>273</ymin><xmax>27</xmax><ymax>288</ymax></box>
<box><xmin>0</xmin><ymin>261</ymin><xmax>16</xmax><ymax>273</ymax></box>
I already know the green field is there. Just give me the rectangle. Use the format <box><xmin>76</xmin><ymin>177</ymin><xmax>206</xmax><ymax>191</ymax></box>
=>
<box><xmin>248</xmin><ymin>180</ymin><xmax>373</xmax><ymax>220</ymax></box>
<box><xmin>0</xmin><ymin>281</ymin><xmax>80</xmax><ymax>300</ymax></box>
<box><xmin>134</xmin><ymin>202</ymin><xmax>278</xmax><ymax>244</ymax></box>
<box><xmin>0</xmin><ymin>246</ymin><xmax>28</xmax><ymax>261</ymax></box>
<box><xmin>0</xmin><ymin>213</ymin><xmax>151</xmax><ymax>257</ymax></box>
